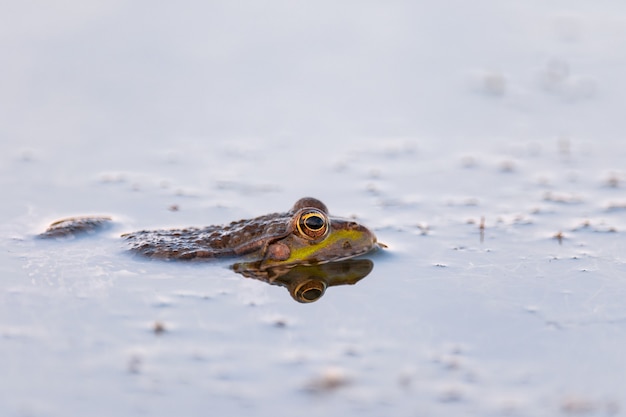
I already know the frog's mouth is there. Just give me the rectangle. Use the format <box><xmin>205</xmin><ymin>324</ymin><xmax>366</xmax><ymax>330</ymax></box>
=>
<box><xmin>261</xmin><ymin>221</ymin><xmax>379</xmax><ymax>270</ymax></box>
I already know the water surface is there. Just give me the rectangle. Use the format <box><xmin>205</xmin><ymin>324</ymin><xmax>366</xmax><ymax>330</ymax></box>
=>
<box><xmin>2</xmin><ymin>1</ymin><xmax>626</xmax><ymax>416</ymax></box>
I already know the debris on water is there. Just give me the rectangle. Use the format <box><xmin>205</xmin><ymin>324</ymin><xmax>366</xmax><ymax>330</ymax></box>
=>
<box><xmin>304</xmin><ymin>367</ymin><xmax>350</xmax><ymax>394</ymax></box>
<box><xmin>559</xmin><ymin>396</ymin><xmax>596</xmax><ymax>415</ymax></box>
<box><xmin>438</xmin><ymin>385</ymin><xmax>465</xmax><ymax>403</ymax></box>
<box><xmin>499</xmin><ymin>160</ymin><xmax>516</xmax><ymax>173</ymax></box>
<box><xmin>553</xmin><ymin>231</ymin><xmax>565</xmax><ymax>245</ymax></box>
<box><xmin>448</xmin><ymin>198</ymin><xmax>480</xmax><ymax>207</ymax></box>
<box><xmin>460</xmin><ymin>155</ymin><xmax>479</xmax><ymax>169</ymax></box>
<box><xmin>127</xmin><ymin>355</ymin><xmax>142</xmax><ymax>374</ymax></box>
<box><xmin>573</xmin><ymin>220</ymin><xmax>591</xmax><ymax>230</ymax></box>
<box><xmin>365</xmin><ymin>182</ymin><xmax>381</xmax><ymax>195</ymax></box>
<box><xmin>479</xmin><ymin>216</ymin><xmax>485</xmax><ymax>243</ymax></box>
<box><xmin>415</xmin><ymin>223</ymin><xmax>430</xmax><ymax>235</ymax></box>
<box><xmin>98</xmin><ymin>172</ymin><xmax>127</xmax><ymax>184</ymax></box>
<box><xmin>543</xmin><ymin>191</ymin><xmax>584</xmax><ymax>204</ymax></box>
<box><xmin>436</xmin><ymin>355</ymin><xmax>462</xmax><ymax>371</ymax></box>
<box><xmin>152</xmin><ymin>297</ymin><xmax>174</xmax><ymax>308</ymax></box>
<box><xmin>604</xmin><ymin>173</ymin><xmax>620</xmax><ymax>188</ymax></box>
<box><xmin>605</xmin><ymin>201</ymin><xmax>626</xmax><ymax>212</ymax></box>
<box><xmin>273</xmin><ymin>319</ymin><xmax>287</xmax><ymax>328</ymax></box>
<box><xmin>397</xmin><ymin>369</ymin><xmax>415</xmax><ymax>389</ymax></box>
<box><xmin>261</xmin><ymin>314</ymin><xmax>290</xmax><ymax>328</ymax></box>
<box><xmin>470</xmin><ymin>70</ymin><xmax>507</xmax><ymax>97</ymax></box>
<box><xmin>153</xmin><ymin>321</ymin><xmax>166</xmax><ymax>335</ymax></box>
<box><xmin>368</xmin><ymin>168</ymin><xmax>382</xmax><ymax>179</ymax></box>
<box><xmin>571</xmin><ymin>220</ymin><xmax>618</xmax><ymax>233</ymax></box>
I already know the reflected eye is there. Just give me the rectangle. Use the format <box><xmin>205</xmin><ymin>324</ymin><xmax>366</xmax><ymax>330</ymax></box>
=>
<box><xmin>296</xmin><ymin>209</ymin><xmax>329</xmax><ymax>240</ymax></box>
<box><xmin>292</xmin><ymin>279</ymin><xmax>327</xmax><ymax>303</ymax></box>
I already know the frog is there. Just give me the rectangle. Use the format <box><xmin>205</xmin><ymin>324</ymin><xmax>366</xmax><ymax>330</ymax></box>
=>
<box><xmin>39</xmin><ymin>197</ymin><xmax>380</xmax><ymax>270</ymax></box>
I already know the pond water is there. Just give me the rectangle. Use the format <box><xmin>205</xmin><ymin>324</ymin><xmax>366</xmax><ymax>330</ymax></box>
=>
<box><xmin>2</xmin><ymin>2</ymin><xmax>626</xmax><ymax>416</ymax></box>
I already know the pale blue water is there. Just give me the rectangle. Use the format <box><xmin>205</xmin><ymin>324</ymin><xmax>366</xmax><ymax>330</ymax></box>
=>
<box><xmin>2</xmin><ymin>2</ymin><xmax>626</xmax><ymax>416</ymax></box>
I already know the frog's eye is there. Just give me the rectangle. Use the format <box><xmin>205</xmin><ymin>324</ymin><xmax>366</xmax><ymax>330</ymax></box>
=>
<box><xmin>292</xmin><ymin>279</ymin><xmax>327</xmax><ymax>303</ymax></box>
<box><xmin>296</xmin><ymin>209</ymin><xmax>329</xmax><ymax>240</ymax></box>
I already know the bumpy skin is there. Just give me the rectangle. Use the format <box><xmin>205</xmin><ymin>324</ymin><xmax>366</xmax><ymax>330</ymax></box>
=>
<box><xmin>123</xmin><ymin>212</ymin><xmax>293</xmax><ymax>260</ymax></box>
<box><xmin>39</xmin><ymin>216</ymin><xmax>112</xmax><ymax>239</ymax></box>
<box><xmin>40</xmin><ymin>197</ymin><xmax>379</xmax><ymax>267</ymax></box>
<box><xmin>122</xmin><ymin>197</ymin><xmax>377</xmax><ymax>265</ymax></box>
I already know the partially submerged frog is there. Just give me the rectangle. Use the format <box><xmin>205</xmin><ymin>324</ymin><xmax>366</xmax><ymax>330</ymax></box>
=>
<box><xmin>40</xmin><ymin>197</ymin><xmax>380</xmax><ymax>270</ymax></box>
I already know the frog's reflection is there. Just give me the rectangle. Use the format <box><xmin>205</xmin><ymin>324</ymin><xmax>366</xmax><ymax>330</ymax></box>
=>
<box><xmin>232</xmin><ymin>259</ymin><xmax>374</xmax><ymax>303</ymax></box>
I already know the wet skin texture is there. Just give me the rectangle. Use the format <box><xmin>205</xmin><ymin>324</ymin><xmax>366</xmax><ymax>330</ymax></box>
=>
<box><xmin>39</xmin><ymin>216</ymin><xmax>112</xmax><ymax>239</ymax></box>
<box><xmin>121</xmin><ymin>197</ymin><xmax>379</xmax><ymax>269</ymax></box>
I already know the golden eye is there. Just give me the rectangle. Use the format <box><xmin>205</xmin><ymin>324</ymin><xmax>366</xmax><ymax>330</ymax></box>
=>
<box><xmin>292</xmin><ymin>279</ymin><xmax>327</xmax><ymax>303</ymax></box>
<box><xmin>296</xmin><ymin>209</ymin><xmax>329</xmax><ymax>240</ymax></box>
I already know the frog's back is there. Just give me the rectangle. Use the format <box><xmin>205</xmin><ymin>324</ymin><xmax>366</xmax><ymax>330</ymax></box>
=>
<box><xmin>123</xmin><ymin>212</ymin><xmax>292</xmax><ymax>260</ymax></box>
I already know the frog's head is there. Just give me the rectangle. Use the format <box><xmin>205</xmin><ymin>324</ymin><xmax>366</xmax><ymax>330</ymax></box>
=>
<box><xmin>260</xmin><ymin>197</ymin><xmax>379</xmax><ymax>269</ymax></box>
